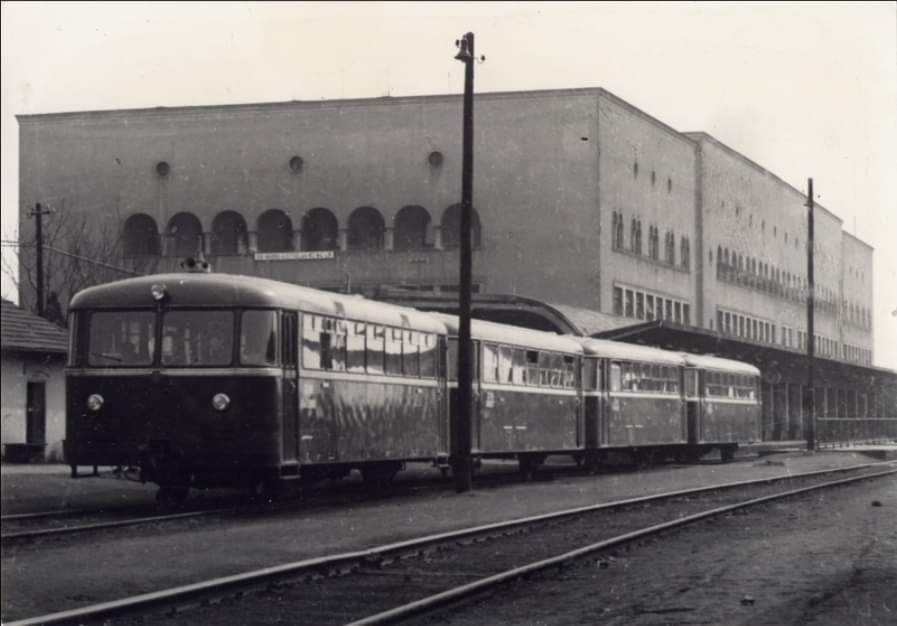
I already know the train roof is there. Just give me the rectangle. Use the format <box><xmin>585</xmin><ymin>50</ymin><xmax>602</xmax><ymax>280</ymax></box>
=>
<box><xmin>430</xmin><ymin>313</ymin><xmax>584</xmax><ymax>355</ymax></box>
<box><xmin>680</xmin><ymin>353</ymin><xmax>761</xmax><ymax>376</ymax></box>
<box><xmin>69</xmin><ymin>273</ymin><xmax>447</xmax><ymax>334</ymax></box>
<box><xmin>572</xmin><ymin>337</ymin><xmax>686</xmax><ymax>366</ymax></box>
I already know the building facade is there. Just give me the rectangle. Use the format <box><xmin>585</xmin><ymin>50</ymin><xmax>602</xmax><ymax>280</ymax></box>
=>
<box><xmin>1</xmin><ymin>299</ymin><xmax>68</xmax><ymax>461</ymax></box>
<box><xmin>17</xmin><ymin>88</ymin><xmax>884</xmax><ymax>426</ymax></box>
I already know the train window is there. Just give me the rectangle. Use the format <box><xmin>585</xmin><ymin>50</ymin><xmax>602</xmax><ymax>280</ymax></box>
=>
<box><xmin>482</xmin><ymin>344</ymin><xmax>499</xmax><ymax>382</ymax></box>
<box><xmin>281</xmin><ymin>312</ymin><xmax>297</xmax><ymax>367</ymax></box>
<box><xmin>385</xmin><ymin>327</ymin><xmax>403</xmax><ymax>375</ymax></box>
<box><xmin>403</xmin><ymin>330</ymin><xmax>420</xmax><ymax>377</ymax></box>
<box><xmin>525</xmin><ymin>350</ymin><xmax>540</xmax><ymax>386</ymax></box>
<box><xmin>563</xmin><ymin>355</ymin><xmax>576</xmax><ymax>388</ymax></box>
<box><xmin>347</xmin><ymin>322</ymin><xmax>366</xmax><ymax>372</ymax></box>
<box><xmin>160</xmin><ymin>310</ymin><xmax>234</xmax><ymax>367</ymax></box>
<box><xmin>545</xmin><ymin>353</ymin><xmax>564</xmax><ymax>388</ymax></box>
<box><xmin>366</xmin><ymin>325</ymin><xmax>385</xmax><ymax>374</ymax></box>
<box><xmin>582</xmin><ymin>359</ymin><xmax>597</xmax><ymax>391</ymax></box>
<box><xmin>241</xmin><ymin>310</ymin><xmax>279</xmax><ymax>366</ymax></box>
<box><xmin>511</xmin><ymin>349</ymin><xmax>527</xmax><ymax>385</ymax></box>
<box><xmin>609</xmin><ymin>362</ymin><xmax>622</xmax><ymax>392</ymax></box>
<box><xmin>497</xmin><ymin>346</ymin><xmax>513</xmax><ymax>384</ymax></box>
<box><xmin>420</xmin><ymin>334</ymin><xmax>437</xmax><ymax>377</ymax></box>
<box><xmin>302</xmin><ymin>315</ymin><xmax>322</xmax><ymax>369</ymax></box>
<box><xmin>88</xmin><ymin>310</ymin><xmax>156</xmax><ymax>367</ymax></box>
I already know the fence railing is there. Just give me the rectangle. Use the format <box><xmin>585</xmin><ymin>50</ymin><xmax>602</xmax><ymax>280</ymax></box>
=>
<box><xmin>816</xmin><ymin>417</ymin><xmax>897</xmax><ymax>447</ymax></box>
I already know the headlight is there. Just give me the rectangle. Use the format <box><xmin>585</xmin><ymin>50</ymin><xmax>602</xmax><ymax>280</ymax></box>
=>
<box><xmin>150</xmin><ymin>283</ymin><xmax>167</xmax><ymax>301</ymax></box>
<box><xmin>86</xmin><ymin>394</ymin><xmax>104</xmax><ymax>412</ymax></box>
<box><xmin>212</xmin><ymin>393</ymin><xmax>231</xmax><ymax>411</ymax></box>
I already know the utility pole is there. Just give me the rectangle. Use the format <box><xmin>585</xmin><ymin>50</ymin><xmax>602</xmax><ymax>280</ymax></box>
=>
<box><xmin>452</xmin><ymin>32</ymin><xmax>481</xmax><ymax>493</ymax></box>
<box><xmin>27</xmin><ymin>203</ymin><xmax>53</xmax><ymax>317</ymax></box>
<box><xmin>805</xmin><ymin>179</ymin><xmax>816</xmax><ymax>450</ymax></box>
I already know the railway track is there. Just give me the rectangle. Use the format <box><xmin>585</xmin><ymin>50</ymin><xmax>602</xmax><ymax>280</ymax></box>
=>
<box><xmin>6</xmin><ymin>460</ymin><xmax>894</xmax><ymax>626</ymax></box>
<box><xmin>0</xmin><ymin>457</ymin><xmax>680</xmax><ymax>544</ymax></box>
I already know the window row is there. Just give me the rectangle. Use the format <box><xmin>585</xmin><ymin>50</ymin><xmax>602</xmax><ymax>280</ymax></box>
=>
<box><xmin>301</xmin><ymin>314</ymin><xmax>438</xmax><ymax>378</ymax></box>
<box><xmin>632</xmin><ymin>161</ymin><xmax>674</xmax><ymax>194</ymax></box>
<box><xmin>611</xmin><ymin>212</ymin><xmax>689</xmax><ymax>270</ymax></box>
<box><xmin>85</xmin><ymin>309</ymin><xmax>277</xmax><ymax>368</ymax></box>
<box><xmin>480</xmin><ymin>344</ymin><xmax>578</xmax><ymax>389</ymax></box>
<box><xmin>716</xmin><ymin>309</ymin><xmax>778</xmax><ymax>346</ymax></box>
<box><xmin>611</xmin><ymin>362</ymin><xmax>680</xmax><ymax>394</ymax></box>
<box><xmin>613</xmin><ymin>285</ymin><xmax>691</xmax><ymax>326</ymax></box>
<box><xmin>843</xmin><ymin>343</ymin><xmax>872</xmax><ymax>366</ymax></box>
<box><xmin>724</xmin><ymin>202</ymin><xmax>804</xmax><ymax>252</ymax></box>
<box><xmin>843</xmin><ymin>300</ymin><xmax>872</xmax><ymax>331</ymax></box>
<box><xmin>122</xmin><ymin>204</ymin><xmax>483</xmax><ymax>257</ymax></box>
<box><xmin>714</xmin><ymin>245</ymin><xmax>842</xmax><ymax>315</ymax></box>
<box><xmin>706</xmin><ymin>371</ymin><xmax>758</xmax><ymax>400</ymax></box>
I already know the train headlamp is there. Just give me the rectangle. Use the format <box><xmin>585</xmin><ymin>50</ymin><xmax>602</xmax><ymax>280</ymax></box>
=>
<box><xmin>212</xmin><ymin>393</ymin><xmax>231</xmax><ymax>411</ymax></box>
<box><xmin>150</xmin><ymin>283</ymin><xmax>167</xmax><ymax>302</ymax></box>
<box><xmin>86</xmin><ymin>394</ymin><xmax>104</xmax><ymax>412</ymax></box>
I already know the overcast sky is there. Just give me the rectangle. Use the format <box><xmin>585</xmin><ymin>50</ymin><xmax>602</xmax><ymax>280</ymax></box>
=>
<box><xmin>1</xmin><ymin>1</ymin><xmax>895</xmax><ymax>368</ymax></box>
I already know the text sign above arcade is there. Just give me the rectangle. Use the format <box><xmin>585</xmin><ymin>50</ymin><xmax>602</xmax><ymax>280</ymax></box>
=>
<box><xmin>254</xmin><ymin>250</ymin><xmax>336</xmax><ymax>261</ymax></box>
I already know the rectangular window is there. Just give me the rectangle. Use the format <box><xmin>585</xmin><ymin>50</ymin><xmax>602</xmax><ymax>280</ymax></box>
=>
<box><xmin>281</xmin><ymin>312</ymin><xmax>297</xmax><ymax>367</ymax></box>
<box><xmin>511</xmin><ymin>349</ymin><xmax>527</xmax><ymax>385</ymax></box>
<box><xmin>665</xmin><ymin>299</ymin><xmax>673</xmax><ymax>321</ymax></box>
<box><xmin>482</xmin><ymin>343</ymin><xmax>499</xmax><ymax>383</ymax></box>
<box><xmin>89</xmin><ymin>310</ymin><xmax>157</xmax><ymax>367</ymax></box>
<box><xmin>625</xmin><ymin>289</ymin><xmax>634</xmax><ymax>318</ymax></box>
<box><xmin>717</xmin><ymin>311</ymin><xmax>724</xmax><ymax>334</ymax></box>
<box><xmin>241</xmin><ymin>309</ymin><xmax>279</xmax><ymax>366</ymax></box>
<box><xmin>302</xmin><ymin>314</ymin><xmax>322</xmax><ymax>369</ymax></box>
<box><xmin>613</xmin><ymin>286</ymin><xmax>624</xmax><ymax>316</ymax></box>
<box><xmin>385</xmin><ymin>327</ymin><xmax>403</xmax><ymax>375</ymax></box>
<box><xmin>402</xmin><ymin>330</ymin><xmax>420</xmax><ymax>377</ymax></box>
<box><xmin>498</xmin><ymin>346</ymin><xmax>513</xmax><ymax>384</ymax></box>
<box><xmin>526</xmin><ymin>350</ymin><xmax>540</xmax><ymax>386</ymax></box>
<box><xmin>674</xmin><ymin>301</ymin><xmax>682</xmax><ymax>324</ymax></box>
<box><xmin>609</xmin><ymin>362</ymin><xmax>622</xmax><ymax>392</ymax></box>
<box><xmin>636</xmin><ymin>292</ymin><xmax>645</xmax><ymax>320</ymax></box>
<box><xmin>646</xmin><ymin>295</ymin><xmax>655</xmax><ymax>320</ymax></box>
<box><xmin>582</xmin><ymin>358</ymin><xmax>598</xmax><ymax>391</ymax></box>
<box><xmin>161</xmin><ymin>310</ymin><xmax>235</xmax><ymax>367</ymax></box>
<box><xmin>563</xmin><ymin>355</ymin><xmax>577</xmax><ymax>388</ymax></box>
<box><xmin>683</xmin><ymin>303</ymin><xmax>690</xmax><ymax>326</ymax></box>
<box><xmin>366</xmin><ymin>324</ymin><xmax>385</xmax><ymax>374</ymax></box>
<box><xmin>347</xmin><ymin>322</ymin><xmax>367</xmax><ymax>372</ymax></box>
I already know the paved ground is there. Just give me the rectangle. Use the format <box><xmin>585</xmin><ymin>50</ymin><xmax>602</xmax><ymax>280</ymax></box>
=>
<box><xmin>1</xmin><ymin>450</ymin><xmax>893</xmax><ymax>622</ymax></box>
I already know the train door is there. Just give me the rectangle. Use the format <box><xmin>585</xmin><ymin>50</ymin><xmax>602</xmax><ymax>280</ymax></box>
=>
<box><xmin>26</xmin><ymin>382</ymin><xmax>47</xmax><ymax>446</ymax></box>
<box><xmin>281</xmin><ymin>311</ymin><xmax>299</xmax><ymax>462</ymax></box>
<box><xmin>582</xmin><ymin>357</ymin><xmax>602</xmax><ymax>448</ymax></box>
<box><xmin>684</xmin><ymin>367</ymin><xmax>701</xmax><ymax>444</ymax></box>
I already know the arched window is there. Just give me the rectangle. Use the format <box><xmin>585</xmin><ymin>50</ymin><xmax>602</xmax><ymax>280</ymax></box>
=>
<box><xmin>123</xmin><ymin>214</ymin><xmax>160</xmax><ymax>256</ymax></box>
<box><xmin>394</xmin><ymin>205</ymin><xmax>431</xmax><ymax>250</ymax></box>
<box><xmin>441</xmin><ymin>204</ymin><xmax>482</xmax><ymax>249</ymax></box>
<box><xmin>167</xmin><ymin>212</ymin><xmax>203</xmax><ymax>258</ymax></box>
<box><xmin>680</xmin><ymin>236</ymin><xmax>690</xmax><ymax>269</ymax></box>
<box><xmin>211</xmin><ymin>211</ymin><xmax>248</xmax><ymax>256</ymax></box>
<box><xmin>348</xmin><ymin>206</ymin><xmax>385</xmax><ymax>251</ymax></box>
<box><xmin>257</xmin><ymin>209</ymin><xmax>293</xmax><ymax>252</ymax></box>
<box><xmin>301</xmin><ymin>208</ymin><xmax>338</xmax><ymax>251</ymax></box>
<box><xmin>649</xmin><ymin>226</ymin><xmax>659</xmax><ymax>260</ymax></box>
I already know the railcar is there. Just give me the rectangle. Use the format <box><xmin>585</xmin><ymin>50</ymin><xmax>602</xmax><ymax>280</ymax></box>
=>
<box><xmin>574</xmin><ymin>338</ymin><xmax>688</xmax><ymax>466</ymax></box>
<box><xmin>431</xmin><ymin>313</ymin><xmax>585</xmax><ymax>474</ymax></box>
<box><xmin>680</xmin><ymin>353</ymin><xmax>762</xmax><ymax>461</ymax></box>
<box><xmin>65</xmin><ymin>265</ymin><xmax>447</xmax><ymax>502</ymax></box>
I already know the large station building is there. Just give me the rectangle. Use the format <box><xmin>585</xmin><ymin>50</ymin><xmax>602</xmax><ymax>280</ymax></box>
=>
<box><xmin>17</xmin><ymin>87</ymin><xmax>893</xmax><ymax>438</ymax></box>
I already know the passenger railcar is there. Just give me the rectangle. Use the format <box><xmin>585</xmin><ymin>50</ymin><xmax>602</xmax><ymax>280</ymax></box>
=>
<box><xmin>432</xmin><ymin>313</ymin><xmax>585</xmax><ymax>474</ymax></box>
<box><xmin>65</xmin><ymin>267</ymin><xmax>764</xmax><ymax>500</ymax></box>
<box><xmin>575</xmin><ymin>338</ymin><xmax>688</xmax><ymax>466</ymax></box>
<box><xmin>65</xmin><ymin>267</ymin><xmax>447</xmax><ymax>501</ymax></box>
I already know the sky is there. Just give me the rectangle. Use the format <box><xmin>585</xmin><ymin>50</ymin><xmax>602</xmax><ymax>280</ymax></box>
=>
<box><xmin>1</xmin><ymin>1</ymin><xmax>895</xmax><ymax>368</ymax></box>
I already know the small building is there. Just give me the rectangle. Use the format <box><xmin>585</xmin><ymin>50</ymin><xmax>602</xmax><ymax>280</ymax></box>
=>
<box><xmin>1</xmin><ymin>299</ymin><xmax>68</xmax><ymax>461</ymax></box>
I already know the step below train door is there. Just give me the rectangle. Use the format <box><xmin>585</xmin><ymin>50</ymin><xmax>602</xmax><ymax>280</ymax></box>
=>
<box><xmin>684</xmin><ymin>367</ymin><xmax>701</xmax><ymax>445</ymax></box>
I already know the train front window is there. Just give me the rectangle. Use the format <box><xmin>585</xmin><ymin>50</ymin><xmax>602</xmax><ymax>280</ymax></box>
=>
<box><xmin>87</xmin><ymin>311</ymin><xmax>155</xmax><ymax>367</ymax></box>
<box><xmin>240</xmin><ymin>310</ymin><xmax>279</xmax><ymax>366</ymax></box>
<box><xmin>162</xmin><ymin>310</ymin><xmax>234</xmax><ymax>366</ymax></box>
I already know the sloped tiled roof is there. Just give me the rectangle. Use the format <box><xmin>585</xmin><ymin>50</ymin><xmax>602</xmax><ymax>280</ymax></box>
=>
<box><xmin>1</xmin><ymin>299</ymin><xmax>68</xmax><ymax>354</ymax></box>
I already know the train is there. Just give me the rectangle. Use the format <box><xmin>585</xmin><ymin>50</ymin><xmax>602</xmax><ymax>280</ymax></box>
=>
<box><xmin>64</xmin><ymin>264</ymin><xmax>761</xmax><ymax>502</ymax></box>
